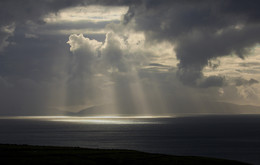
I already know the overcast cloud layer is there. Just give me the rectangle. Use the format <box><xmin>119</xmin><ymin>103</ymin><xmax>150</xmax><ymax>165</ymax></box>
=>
<box><xmin>0</xmin><ymin>0</ymin><xmax>260</xmax><ymax>115</ymax></box>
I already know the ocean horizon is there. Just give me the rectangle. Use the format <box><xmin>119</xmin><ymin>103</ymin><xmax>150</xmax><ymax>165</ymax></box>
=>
<box><xmin>0</xmin><ymin>114</ymin><xmax>260</xmax><ymax>164</ymax></box>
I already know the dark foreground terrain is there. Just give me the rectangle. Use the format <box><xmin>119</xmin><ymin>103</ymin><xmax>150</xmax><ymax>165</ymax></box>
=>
<box><xmin>0</xmin><ymin>144</ymin><xmax>250</xmax><ymax>165</ymax></box>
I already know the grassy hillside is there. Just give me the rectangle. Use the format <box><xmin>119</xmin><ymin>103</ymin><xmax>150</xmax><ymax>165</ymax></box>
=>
<box><xmin>0</xmin><ymin>144</ymin><xmax>250</xmax><ymax>165</ymax></box>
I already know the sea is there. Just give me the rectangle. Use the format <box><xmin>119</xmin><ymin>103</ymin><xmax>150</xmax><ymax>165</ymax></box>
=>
<box><xmin>0</xmin><ymin>115</ymin><xmax>260</xmax><ymax>164</ymax></box>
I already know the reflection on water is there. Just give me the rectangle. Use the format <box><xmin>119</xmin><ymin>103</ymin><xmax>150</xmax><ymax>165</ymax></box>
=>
<box><xmin>50</xmin><ymin>118</ymin><xmax>158</xmax><ymax>124</ymax></box>
<box><xmin>0</xmin><ymin>115</ymin><xmax>260</xmax><ymax>164</ymax></box>
<box><xmin>0</xmin><ymin>116</ymin><xmax>173</xmax><ymax>124</ymax></box>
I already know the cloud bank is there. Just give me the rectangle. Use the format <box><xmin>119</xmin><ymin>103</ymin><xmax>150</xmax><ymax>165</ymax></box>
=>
<box><xmin>0</xmin><ymin>0</ymin><xmax>260</xmax><ymax>115</ymax></box>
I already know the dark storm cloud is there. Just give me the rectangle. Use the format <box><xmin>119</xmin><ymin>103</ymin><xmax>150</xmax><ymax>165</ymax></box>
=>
<box><xmin>198</xmin><ymin>76</ymin><xmax>226</xmax><ymax>88</ymax></box>
<box><xmin>0</xmin><ymin>0</ymin><xmax>260</xmax><ymax>115</ymax></box>
<box><xmin>0</xmin><ymin>0</ymin><xmax>86</xmax><ymax>52</ymax></box>
<box><xmin>122</xmin><ymin>0</ymin><xmax>260</xmax><ymax>87</ymax></box>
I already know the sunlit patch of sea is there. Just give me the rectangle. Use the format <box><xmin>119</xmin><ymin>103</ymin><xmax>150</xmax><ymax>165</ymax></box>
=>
<box><xmin>0</xmin><ymin>115</ymin><xmax>260</xmax><ymax>164</ymax></box>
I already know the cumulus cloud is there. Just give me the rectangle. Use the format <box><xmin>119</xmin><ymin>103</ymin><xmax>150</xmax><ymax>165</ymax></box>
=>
<box><xmin>0</xmin><ymin>0</ymin><xmax>260</xmax><ymax>115</ymax></box>
<box><xmin>68</xmin><ymin>33</ymin><xmax>102</xmax><ymax>54</ymax></box>
<box><xmin>67</xmin><ymin>31</ymin><xmax>149</xmax><ymax>74</ymax></box>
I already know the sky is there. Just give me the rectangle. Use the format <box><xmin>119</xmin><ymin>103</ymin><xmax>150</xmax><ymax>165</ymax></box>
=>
<box><xmin>0</xmin><ymin>0</ymin><xmax>260</xmax><ymax>116</ymax></box>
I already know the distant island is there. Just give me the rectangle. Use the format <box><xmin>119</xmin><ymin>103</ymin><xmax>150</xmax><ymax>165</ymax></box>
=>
<box><xmin>0</xmin><ymin>144</ymin><xmax>250</xmax><ymax>165</ymax></box>
<box><xmin>65</xmin><ymin>101</ymin><xmax>260</xmax><ymax>117</ymax></box>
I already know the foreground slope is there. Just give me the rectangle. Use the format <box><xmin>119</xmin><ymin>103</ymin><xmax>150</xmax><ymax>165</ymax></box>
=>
<box><xmin>0</xmin><ymin>144</ymin><xmax>250</xmax><ymax>165</ymax></box>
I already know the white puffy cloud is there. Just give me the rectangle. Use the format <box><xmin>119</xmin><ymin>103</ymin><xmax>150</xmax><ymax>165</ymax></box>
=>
<box><xmin>67</xmin><ymin>33</ymin><xmax>102</xmax><ymax>54</ymax></box>
<box><xmin>67</xmin><ymin>31</ymin><xmax>153</xmax><ymax>74</ymax></box>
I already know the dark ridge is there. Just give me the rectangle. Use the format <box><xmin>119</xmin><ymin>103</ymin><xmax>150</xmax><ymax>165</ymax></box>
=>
<box><xmin>0</xmin><ymin>144</ymin><xmax>251</xmax><ymax>165</ymax></box>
